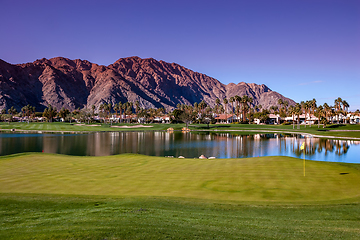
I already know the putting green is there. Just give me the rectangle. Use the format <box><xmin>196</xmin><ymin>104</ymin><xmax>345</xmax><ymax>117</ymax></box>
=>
<box><xmin>0</xmin><ymin>153</ymin><xmax>359</xmax><ymax>203</ymax></box>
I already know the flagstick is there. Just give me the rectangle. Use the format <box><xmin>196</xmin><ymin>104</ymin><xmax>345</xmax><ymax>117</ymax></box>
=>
<box><xmin>303</xmin><ymin>150</ymin><xmax>305</xmax><ymax>177</ymax></box>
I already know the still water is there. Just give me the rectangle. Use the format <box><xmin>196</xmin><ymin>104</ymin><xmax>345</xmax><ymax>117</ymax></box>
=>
<box><xmin>0</xmin><ymin>132</ymin><xmax>359</xmax><ymax>163</ymax></box>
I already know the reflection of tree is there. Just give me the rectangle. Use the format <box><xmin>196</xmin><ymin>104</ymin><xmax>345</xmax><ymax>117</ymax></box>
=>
<box><xmin>289</xmin><ymin>138</ymin><xmax>351</xmax><ymax>158</ymax></box>
<box><xmin>335</xmin><ymin>140</ymin><xmax>350</xmax><ymax>156</ymax></box>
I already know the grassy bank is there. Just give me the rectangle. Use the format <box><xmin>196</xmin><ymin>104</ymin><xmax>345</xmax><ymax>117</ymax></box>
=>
<box><xmin>1</xmin><ymin>122</ymin><xmax>360</xmax><ymax>139</ymax></box>
<box><xmin>1</xmin><ymin>153</ymin><xmax>360</xmax><ymax>239</ymax></box>
<box><xmin>1</xmin><ymin>194</ymin><xmax>360</xmax><ymax>239</ymax></box>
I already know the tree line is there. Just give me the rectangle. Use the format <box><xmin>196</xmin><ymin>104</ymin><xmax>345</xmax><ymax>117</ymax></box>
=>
<box><xmin>0</xmin><ymin>96</ymin><xmax>359</xmax><ymax>125</ymax></box>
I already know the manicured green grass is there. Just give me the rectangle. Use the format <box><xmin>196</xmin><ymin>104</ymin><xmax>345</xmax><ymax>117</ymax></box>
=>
<box><xmin>1</xmin><ymin>194</ymin><xmax>360</xmax><ymax>240</ymax></box>
<box><xmin>0</xmin><ymin>122</ymin><xmax>180</xmax><ymax>132</ymax></box>
<box><xmin>1</xmin><ymin>122</ymin><xmax>360</xmax><ymax>139</ymax></box>
<box><xmin>1</xmin><ymin>153</ymin><xmax>359</xmax><ymax>203</ymax></box>
<box><xmin>1</xmin><ymin>153</ymin><xmax>360</xmax><ymax>239</ymax></box>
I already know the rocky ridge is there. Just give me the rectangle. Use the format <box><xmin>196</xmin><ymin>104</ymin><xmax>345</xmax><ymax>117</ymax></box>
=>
<box><xmin>0</xmin><ymin>56</ymin><xmax>295</xmax><ymax>111</ymax></box>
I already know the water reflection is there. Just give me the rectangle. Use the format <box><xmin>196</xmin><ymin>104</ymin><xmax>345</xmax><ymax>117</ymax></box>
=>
<box><xmin>0</xmin><ymin>132</ymin><xmax>359</xmax><ymax>163</ymax></box>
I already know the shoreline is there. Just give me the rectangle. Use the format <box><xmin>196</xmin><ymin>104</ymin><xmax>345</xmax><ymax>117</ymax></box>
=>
<box><xmin>1</xmin><ymin>127</ymin><xmax>360</xmax><ymax>141</ymax></box>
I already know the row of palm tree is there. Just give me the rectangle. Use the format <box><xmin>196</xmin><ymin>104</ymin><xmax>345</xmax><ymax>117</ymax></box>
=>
<box><xmin>0</xmin><ymin>96</ymin><xmax>358</xmax><ymax>125</ymax></box>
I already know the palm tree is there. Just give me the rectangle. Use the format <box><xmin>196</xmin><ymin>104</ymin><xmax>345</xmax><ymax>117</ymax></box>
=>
<box><xmin>241</xmin><ymin>96</ymin><xmax>251</xmax><ymax>122</ymax></box>
<box><xmin>342</xmin><ymin>100</ymin><xmax>349</xmax><ymax>124</ymax></box>
<box><xmin>288</xmin><ymin>105</ymin><xmax>296</xmax><ymax>129</ymax></box>
<box><xmin>246</xmin><ymin>97</ymin><xmax>253</xmax><ymax>122</ymax></box>
<box><xmin>113</xmin><ymin>103</ymin><xmax>119</xmax><ymax>117</ymax></box>
<box><xmin>277</xmin><ymin>99</ymin><xmax>283</xmax><ymax>113</ymax></box>
<box><xmin>310</xmin><ymin>99</ymin><xmax>317</xmax><ymax>127</ymax></box>
<box><xmin>234</xmin><ymin>95</ymin><xmax>241</xmax><ymax>122</ymax></box>
<box><xmin>91</xmin><ymin>105</ymin><xmax>95</xmax><ymax>119</ymax></box>
<box><xmin>334</xmin><ymin>97</ymin><xmax>343</xmax><ymax>124</ymax></box>
<box><xmin>229</xmin><ymin>97</ymin><xmax>235</xmax><ymax>114</ymax></box>
<box><xmin>300</xmin><ymin>101</ymin><xmax>309</xmax><ymax>127</ymax></box>
<box><xmin>315</xmin><ymin>105</ymin><xmax>323</xmax><ymax>128</ymax></box>
<box><xmin>294</xmin><ymin>103</ymin><xmax>302</xmax><ymax>129</ymax></box>
<box><xmin>223</xmin><ymin>98</ymin><xmax>228</xmax><ymax>122</ymax></box>
<box><xmin>215</xmin><ymin>98</ymin><xmax>220</xmax><ymax>114</ymax></box>
<box><xmin>283</xmin><ymin>101</ymin><xmax>289</xmax><ymax>115</ymax></box>
<box><xmin>59</xmin><ymin>107</ymin><xmax>70</xmax><ymax>121</ymax></box>
<box><xmin>270</xmin><ymin>105</ymin><xmax>278</xmax><ymax>114</ymax></box>
<box><xmin>278</xmin><ymin>99</ymin><xmax>286</xmax><ymax>118</ymax></box>
<box><xmin>43</xmin><ymin>104</ymin><xmax>57</xmax><ymax>122</ymax></box>
<box><xmin>99</xmin><ymin>103</ymin><xmax>105</xmax><ymax>123</ymax></box>
<box><xmin>8</xmin><ymin>106</ymin><xmax>17</xmax><ymax>123</ymax></box>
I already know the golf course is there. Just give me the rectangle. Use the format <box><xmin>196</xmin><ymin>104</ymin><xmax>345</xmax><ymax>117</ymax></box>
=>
<box><xmin>1</xmin><ymin>152</ymin><xmax>360</xmax><ymax>239</ymax></box>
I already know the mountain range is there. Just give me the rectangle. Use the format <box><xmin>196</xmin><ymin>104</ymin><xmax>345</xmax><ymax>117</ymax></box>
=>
<box><xmin>0</xmin><ymin>56</ymin><xmax>295</xmax><ymax>112</ymax></box>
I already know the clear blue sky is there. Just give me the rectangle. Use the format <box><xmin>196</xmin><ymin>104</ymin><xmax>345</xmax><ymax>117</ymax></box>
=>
<box><xmin>1</xmin><ymin>0</ymin><xmax>359</xmax><ymax>110</ymax></box>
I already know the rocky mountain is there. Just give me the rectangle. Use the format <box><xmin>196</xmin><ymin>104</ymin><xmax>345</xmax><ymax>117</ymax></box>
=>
<box><xmin>0</xmin><ymin>56</ymin><xmax>295</xmax><ymax>112</ymax></box>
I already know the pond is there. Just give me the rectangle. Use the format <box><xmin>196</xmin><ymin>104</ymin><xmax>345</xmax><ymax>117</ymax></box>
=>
<box><xmin>1</xmin><ymin>131</ymin><xmax>359</xmax><ymax>163</ymax></box>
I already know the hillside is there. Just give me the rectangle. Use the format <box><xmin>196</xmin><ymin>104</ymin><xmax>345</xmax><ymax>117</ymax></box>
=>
<box><xmin>0</xmin><ymin>57</ymin><xmax>295</xmax><ymax>111</ymax></box>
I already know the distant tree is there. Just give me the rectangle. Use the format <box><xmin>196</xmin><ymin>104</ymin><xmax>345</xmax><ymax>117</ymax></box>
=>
<box><xmin>43</xmin><ymin>104</ymin><xmax>57</xmax><ymax>122</ymax></box>
<box><xmin>59</xmin><ymin>107</ymin><xmax>70</xmax><ymax>121</ymax></box>
<box><xmin>8</xmin><ymin>106</ymin><xmax>18</xmax><ymax>122</ymax></box>
<box><xmin>179</xmin><ymin>108</ymin><xmax>195</xmax><ymax>128</ymax></box>
<box><xmin>288</xmin><ymin>105</ymin><xmax>296</xmax><ymax>129</ymax></box>
<box><xmin>295</xmin><ymin>103</ymin><xmax>302</xmax><ymax>129</ymax></box>
<box><xmin>229</xmin><ymin>96</ymin><xmax>235</xmax><ymax>114</ymax></box>
<box><xmin>309</xmin><ymin>98</ymin><xmax>317</xmax><ymax>127</ymax></box>
<box><xmin>172</xmin><ymin>109</ymin><xmax>183</xmax><ymax>124</ymax></box>
<box><xmin>355</xmin><ymin>109</ymin><xmax>360</xmax><ymax>117</ymax></box>
<box><xmin>0</xmin><ymin>108</ymin><xmax>7</xmax><ymax>122</ymax></box>
<box><xmin>334</xmin><ymin>97</ymin><xmax>343</xmax><ymax>124</ymax></box>
<box><xmin>342</xmin><ymin>100</ymin><xmax>349</xmax><ymax>124</ymax></box>
<box><xmin>215</xmin><ymin>98</ymin><xmax>221</xmax><ymax>114</ymax></box>
<box><xmin>223</xmin><ymin>98</ymin><xmax>228</xmax><ymax>122</ymax></box>
<box><xmin>234</xmin><ymin>95</ymin><xmax>241</xmax><ymax>121</ymax></box>
<box><xmin>270</xmin><ymin>105</ymin><xmax>278</xmax><ymax>114</ymax></box>
<box><xmin>254</xmin><ymin>109</ymin><xmax>270</xmax><ymax>124</ymax></box>
<box><xmin>315</xmin><ymin>105</ymin><xmax>323</xmax><ymax>128</ymax></box>
<box><xmin>91</xmin><ymin>105</ymin><xmax>96</xmax><ymax>118</ymax></box>
<box><xmin>283</xmin><ymin>100</ymin><xmax>289</xmax><ymax>115</ymax></box>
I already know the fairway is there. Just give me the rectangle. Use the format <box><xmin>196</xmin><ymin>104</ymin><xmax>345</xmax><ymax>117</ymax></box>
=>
<box><xmin>1</xmin><ymin>153</ymin><xmax>360</xmax><ymax>203</ymax></box>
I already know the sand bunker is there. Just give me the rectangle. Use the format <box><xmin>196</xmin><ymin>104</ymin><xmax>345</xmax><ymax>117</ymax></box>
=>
<box><xmin>110</xmin><ymin>125</ymin><xmax>153</xmax><ymax>128</ymax></box>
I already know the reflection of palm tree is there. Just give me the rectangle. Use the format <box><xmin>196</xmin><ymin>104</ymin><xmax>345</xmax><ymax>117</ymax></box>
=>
<box><xmin>342</xmin><ymin>142</ymin><xmax>350</xmax><ymax>154</ymax></box>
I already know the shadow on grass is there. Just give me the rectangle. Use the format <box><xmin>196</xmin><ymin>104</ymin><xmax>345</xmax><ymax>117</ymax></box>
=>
<box><xmin>326</xmin><ymin>124</ymin><xmax>346</xmax><ymax>129</ymax></box>
<box><xmin>191</xmin><ymin>125</ymin><xmax>232</xmax><ymax>130</ymax></box>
